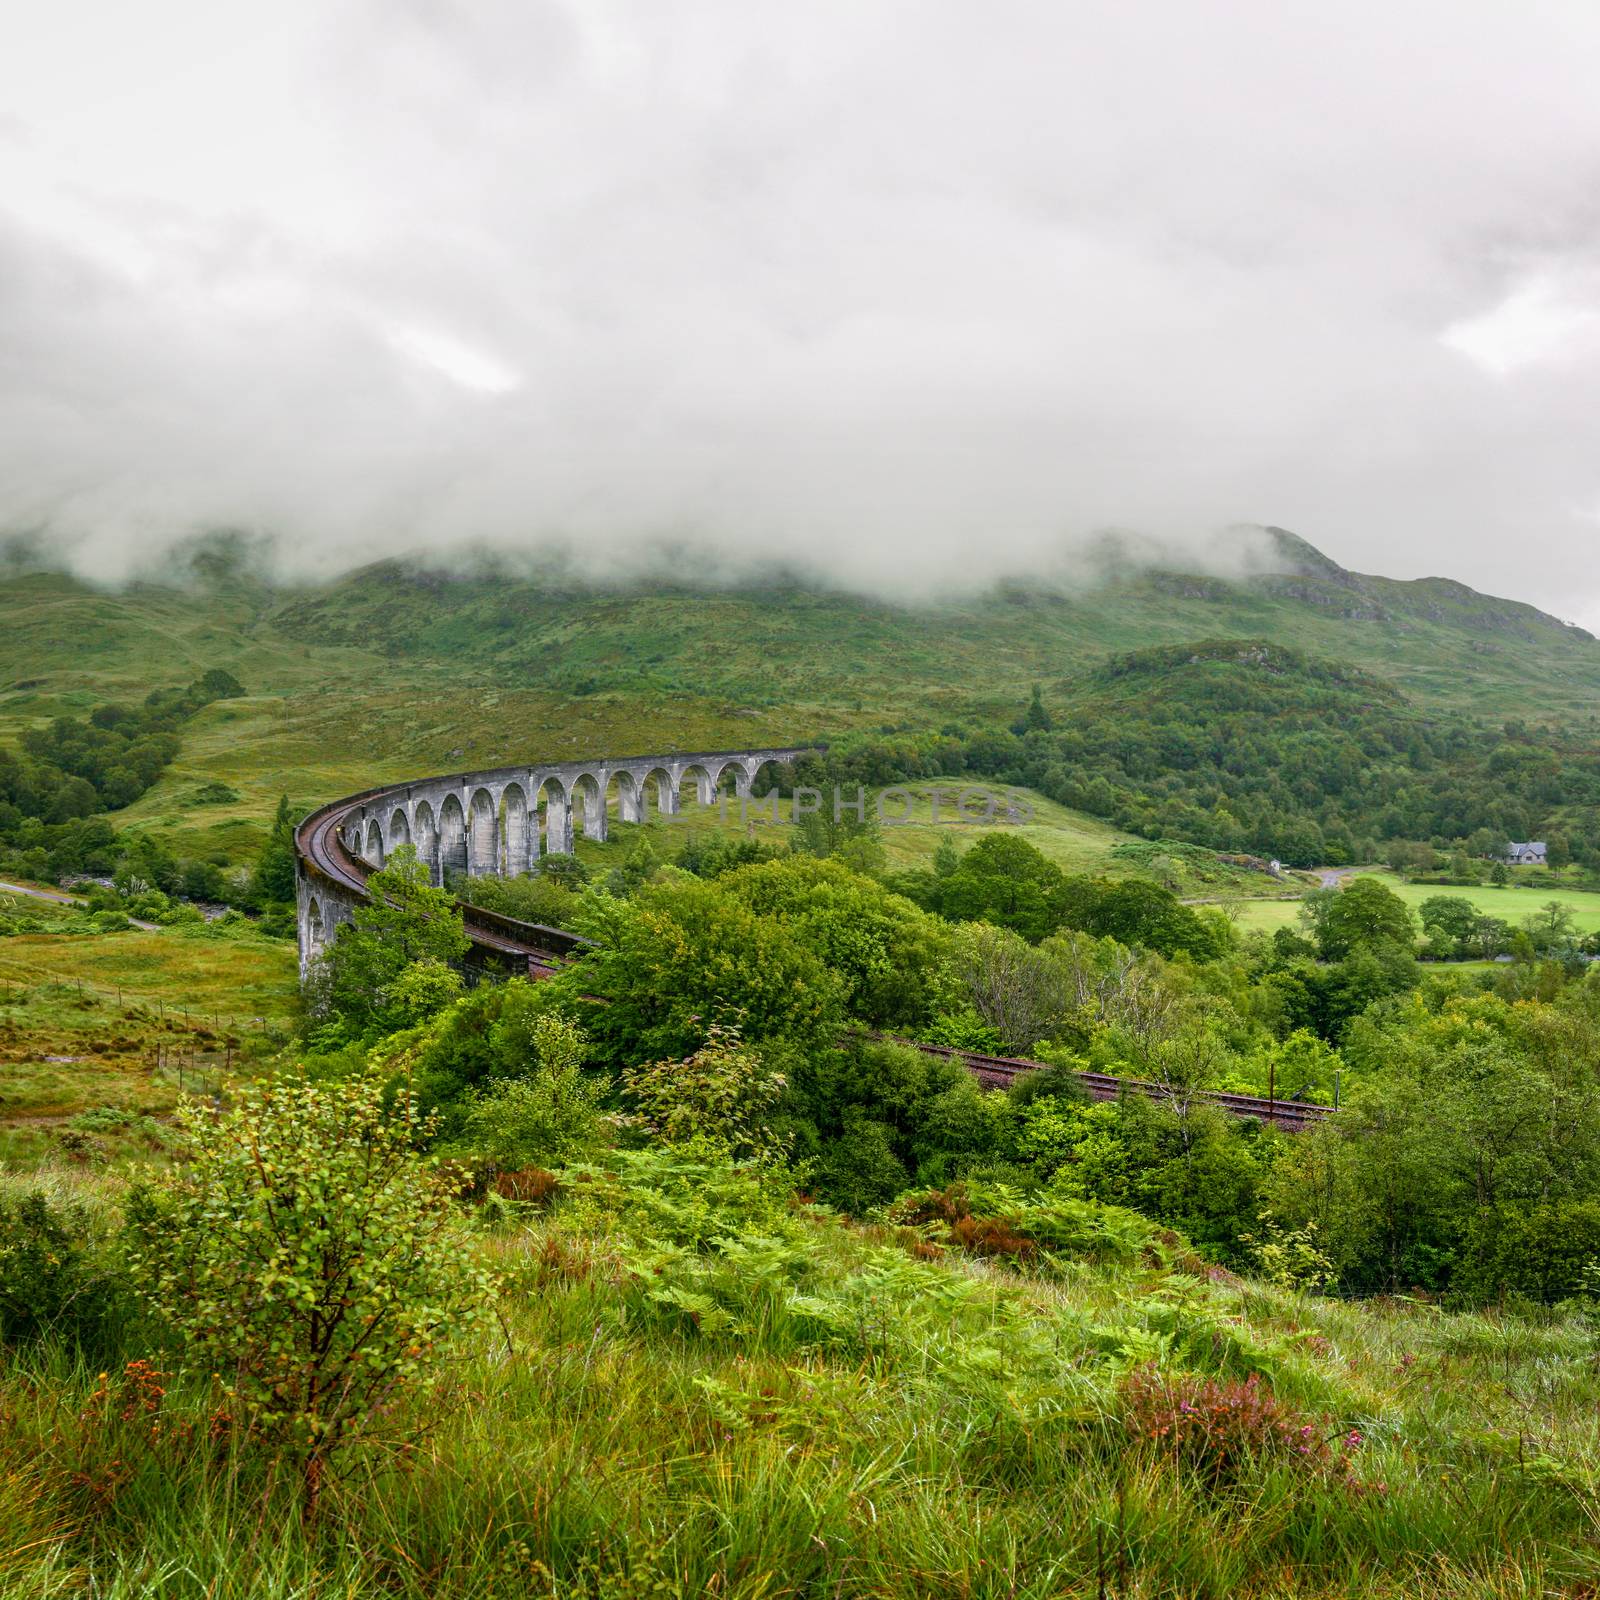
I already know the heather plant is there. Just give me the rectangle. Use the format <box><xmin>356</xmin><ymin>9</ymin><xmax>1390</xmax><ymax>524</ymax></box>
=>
<box><xmin>126</xmin><ymin>1070</ymin><xmax>497</xmax><ymax>1520</ymax></box>
<box><xmin>1119</xmin><ymin>1368</ymin><xmax>1350</xmax><ymax>1488</ymax></box>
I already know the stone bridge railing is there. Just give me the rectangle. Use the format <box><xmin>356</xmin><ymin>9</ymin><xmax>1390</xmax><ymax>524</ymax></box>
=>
<box><xmin>294</xmin><ymin>745</ymin><xmax>813</xmax><ymax>977</ymax></box>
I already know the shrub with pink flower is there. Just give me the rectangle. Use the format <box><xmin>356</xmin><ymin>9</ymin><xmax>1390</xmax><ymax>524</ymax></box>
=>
<box><xmin>1120</xmin><ymin>1369</ymin><xmax>1345</xmax><ymax>1486</ymax></box>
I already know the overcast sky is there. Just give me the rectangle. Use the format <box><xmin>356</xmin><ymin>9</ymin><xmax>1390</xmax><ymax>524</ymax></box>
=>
<box><xmin>3</xmin><ymin>1</ymin><xmax>1600</xmax><ymax>623</ymax></box>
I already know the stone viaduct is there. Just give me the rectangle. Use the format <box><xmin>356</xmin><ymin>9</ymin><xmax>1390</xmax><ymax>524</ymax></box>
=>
<box><xmin>294</xmin><ymin>745</ymin><xmax>812</xmax><ymax>979</ymax></box>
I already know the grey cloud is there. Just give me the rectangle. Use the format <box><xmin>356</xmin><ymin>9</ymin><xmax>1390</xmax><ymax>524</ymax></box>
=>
<box><xmin>1</xmin><ymin>0</ymin><xmax>1599</xmax><ymax>622</ymax></box>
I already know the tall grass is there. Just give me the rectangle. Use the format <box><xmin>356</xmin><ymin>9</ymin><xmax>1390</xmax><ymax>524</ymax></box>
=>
<box><xmin>5</xmin><ymin>1154</ymin><xmax>1600</xmax><ymax>1597</ymax></box>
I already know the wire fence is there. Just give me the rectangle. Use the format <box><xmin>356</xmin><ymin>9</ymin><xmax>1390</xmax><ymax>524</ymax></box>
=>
<box><xmin>0</xmin><ymin>952</ymin><xmax>292</xmax><ymax>1039</ymax></box>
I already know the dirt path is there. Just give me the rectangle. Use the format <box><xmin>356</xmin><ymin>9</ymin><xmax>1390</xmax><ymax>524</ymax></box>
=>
<box><xmin>0</xmin><ymin>879</ymin><xmax>161</xmax><ymax>931</ymax></box>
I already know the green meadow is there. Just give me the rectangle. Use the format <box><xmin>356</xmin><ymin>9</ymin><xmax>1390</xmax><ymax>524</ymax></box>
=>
<box><xmin>1225</xmin><ymin>873</ymin><xmax>1600</xmax><ymax>938</ymax></box>
<box><xmin>0</xmin><ymin>917</ymin><xmax>297</xmax><ymax>1168</ymax></box>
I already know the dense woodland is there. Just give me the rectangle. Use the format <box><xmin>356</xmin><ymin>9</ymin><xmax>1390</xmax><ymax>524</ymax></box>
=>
<box><xmin>293</xmin><ymin>822</ymin><xmax>1598</xmax><ymax>1305</ymax></box>
<box><xmin>0</xmin><ymin>669</ymin><xmax>246</xmax><ymax>891</ymax></box>
<box><xmin>795</xmin><ymin>641</ymin><xmax>1600</xmax><ymax>871</ymax></box>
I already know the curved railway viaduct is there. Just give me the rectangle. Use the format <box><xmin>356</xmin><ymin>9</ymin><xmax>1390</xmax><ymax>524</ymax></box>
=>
<box><xmin>294</xmin><ymin>745</ymin><xmax>812</xmax><ymax>980</ymax></box>
<box><xmin>294</xmin><ymin>744</ymin><xmax>1330</xmax><ymax>1133</ymax></box>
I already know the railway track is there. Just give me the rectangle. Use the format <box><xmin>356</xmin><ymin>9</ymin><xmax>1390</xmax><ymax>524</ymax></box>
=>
<box><xmin>900</xmin><ymin>1039</ymin><xmax>1331</xmax><ymax>1129</ymax></box>
<box><xmin>300</xmin><ymin>793</ymin><xmax>1331</xmax><ymax>1130</ymax></box>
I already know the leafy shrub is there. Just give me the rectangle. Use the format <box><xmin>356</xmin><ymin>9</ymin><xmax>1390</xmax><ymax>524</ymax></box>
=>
<box><xmin>70</xmin><ymin>1106</ymin><xmax>140</xmax><ymax>1132</ymax></box>
<box><xmin>185</xmin><ymin>781</ymin><xmax>241</xmax><ymax>806</ymax></box>
<box><xmin>787</xmin><ymin>1038</ymin><xmax>1003</xmax><ymax>1208</ymax></box>
<box><xmin>1242</xmin><ymin>1212</ymin><xmax>1336</xmax><ymax>1293</ymax></box>
<box><xmin>381</xmin><ymin>955</ymin><xmax>464</xmax><ymax>1027</ymax></box>
<box><xmin>1456</xmin><ymin>1201</ymin><xmax>1600</xmax><ymax>1305</ymax></box>
<box><xmin>127</xmin><ymin>1071</ymin><xmax>497</xmax><ymax>1520</ymax></box>
<box><xmin>371</xmin><ymin>977</ymin><xmax>566</xmax><ymax>1130</ymax></box>
<box><xmin>0</xmin><ymin>1190</ymin><xmax>124</xmax><ymax>1350</ymax></box>
<box><xmin>623</xmin><ymin>1022</ymin><xmax>791</xmax><ymax>1166</ymax></box>
<box><xmin>457</xmin><ymin>870</ymin><xmax>579</xmax><ymax>927</ymax></box>
<box><xmin>812</xmin><ymin>1111</ymin><xmax>910</xmax><ymax>1214</ymax></box>
<box><xmin>920</xmin><ymin>1007</ymin><xmax>1004</xmax><ymax>1052</ymax></box>
<box><xmin>461</xmin><ymin>1011</ymin><xmax>606</xmax><ymax>1170</ymax></box>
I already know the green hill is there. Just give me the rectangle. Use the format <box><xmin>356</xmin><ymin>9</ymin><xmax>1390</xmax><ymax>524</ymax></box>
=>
<box><xmin>7</xmin><ymin>526</ymin><xmax>1598</xmax><ymax>723</ymax></box>
<box><xmin>3</xmin><ymin>528</ymin><xmax>1599</xmax><ymax>870</ymax></box>
<box><xmin>262</xmin><ymin>526</ymin><xmax>1600</xmax><ymax>722</ymax></box>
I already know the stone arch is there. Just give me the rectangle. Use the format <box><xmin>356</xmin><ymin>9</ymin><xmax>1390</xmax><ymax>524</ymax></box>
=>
<box><xmin>468</xmin><ymin>787</ymin><xmax>497</xmax><ymax>876</ymax></box>
<box><xmin>571</xmin><ymin>771</ymin><xmax>606</xmax><ymax>842</ymax></box>
<box><xmin>608</xmin><ymin>768</ymin><xmax>644</xmax><ymax>826</ymax></box>
<box><xmin>364</xmin><ymin>817</ymin><xmax>385</xmax><ymax>866</ymax></box>
<box><xmin>536</xmin><ymin>775</ymin><xmax>572</xmax><ymax>856</ymax></box>
<box><xmin>747</xmin><ymin>757</ymin><xmax>788</xmax><ymax>798</ymax></box>
<box><xmin>387</xmin><ymin>808</ymin><xmax>411</xmax><ymax>854</ymax></box>
<box><xmin>438</xmin><ymin>794</ymin><xmax>467</xmax><ymax>881</ymax></box>
<box><xmin>640</xmin><ymin>767</ymin><xmax>677</xmax><ymax>818</ymax></box>
<box><xmin>714</xmin><ymin>758</ymin><xmax>754</xmax><ymax>798</ymax></box>
<box><xmin>680</xmin><ymin>764</ymin><xmax>716</xmax><ymax>807</ymax></box>
<box><xmin>413</xmin><ymin>800</ymin><xmax>439</xmax><ymax>882</ymax></box>
<box><xmin>306</xmin><ymin>896</ymin><xmax>325</xmax><ymax>954</ymax></box>
<box><xmin>501</xmin><ymin>782</ymin><xmax>532</xmax><ymax>875</ymax></box>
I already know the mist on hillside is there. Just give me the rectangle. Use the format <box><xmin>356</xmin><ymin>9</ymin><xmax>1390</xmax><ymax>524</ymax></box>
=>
<box><xmin>3</xmin><ymin>3</ymin><xmax>1600</xmax><ymax>625</ymax></box>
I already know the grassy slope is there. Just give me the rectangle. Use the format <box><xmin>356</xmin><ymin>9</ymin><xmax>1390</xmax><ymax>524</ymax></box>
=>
<box><xmin>6</xmin><ymin>1151</ymin><xmax>1600</xmax><ymax>1597</ymax></box>
<box><xmin>571</xmin><ymin>782</ymin><xmax>1289</xmax><ymax>895</ymax></box>
<box><xmin>0</xmin><ymin>920</ymin><xmax>297</xmax><ymax>1166</ymax></box>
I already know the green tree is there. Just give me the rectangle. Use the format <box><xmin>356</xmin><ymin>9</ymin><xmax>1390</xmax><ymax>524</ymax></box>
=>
<box><xmin>562</xmin><ymin>877</ymin><xmax>844</xmax><ymax>1065</ymax></box>
<box><xmin>720</xmin><ymin>855</ymin><xmax>954</xmax><ymax>1029</ymax></box>
<box><xmin>197</xmin><ymin>667</ymin><xmax>245</xmax><ymax>700</ymax></box>
<box><xmin>128</xmin><ymin>1072</ymin><xmax>495</xmax><ymax>1521</ymax></box>
<box><xmin>1418</xmin><ymin>895</ymin><xmax>1477</xmax><ymax>951</ymax></box>
<box><xmin>936</xmin><ymin>834</ymin><xmax>1066</xmax><ymax>943</ymax></box>
<box><xmin>1070</xmin><ymin>878</ymin><xmax>1232</xmax><ymax>961</ymax></box>
<box><xmin>251</xmin><ymin>794</ymin><xmax>300</xmax><ymax>907</ymax></box>
<box><xmin>1522</xmin><ymin>900</ymin><xmax>1578</xmax><ymax>952</ymax></box>
<box><xmin>792</xmin><ymin>792</ymin><xmax>886</xmax><ymax>874</ymax></box>
<box><xmin>1012</xmin><ymin>683</ymin><xmax>1054</xmax><ymax>735</ymax></box>
<box><xmin>322</xmin><ymin>845</ymin><xmax>471</xmax><ymax>1036</ymax></box>
<box><xmin>1301</xmin><ymin>876</ymin><xmax>1415</xmax><ymax>961</ymax></box>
